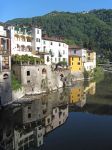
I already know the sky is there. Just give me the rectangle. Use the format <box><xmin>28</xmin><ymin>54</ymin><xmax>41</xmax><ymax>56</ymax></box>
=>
<box><xmin>0</xmin><ymin>0</ymin><xmax>112</xmax><ymax>22</ymax></box>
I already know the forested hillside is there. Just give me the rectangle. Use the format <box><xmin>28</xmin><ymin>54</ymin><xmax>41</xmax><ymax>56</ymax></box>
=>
<box><xmin>6</xmin><ymin>9</ymin><xmax>112</xmax><ymax>61</ymax></box>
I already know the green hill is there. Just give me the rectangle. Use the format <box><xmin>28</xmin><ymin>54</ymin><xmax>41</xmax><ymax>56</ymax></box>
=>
<box><xmin>6</xmin><ymin>9</ymin><xmax>112</xmax><ymax>61</ymax></box>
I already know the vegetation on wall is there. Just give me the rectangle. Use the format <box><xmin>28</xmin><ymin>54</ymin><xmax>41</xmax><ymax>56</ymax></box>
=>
<box><xmin>11</xmin><ymin>54</ymin><xmax>44</xmax><ymax>64</ymax></box>
<box><xmin>6</xmin><ymin>9</ymin><xmax>112</xmax><ymax>61</ymax></box>
<box><xmin>11</xmin><ymin>73</ymin><xmax>21</xmax><ymax>91</ymax></box>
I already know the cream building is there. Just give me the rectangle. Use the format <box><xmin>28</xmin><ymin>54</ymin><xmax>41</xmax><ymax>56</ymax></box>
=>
<box><xmin>9</xmin><ymin>26</ymin><xmax>69</xmax><ymax>65</ymax></box>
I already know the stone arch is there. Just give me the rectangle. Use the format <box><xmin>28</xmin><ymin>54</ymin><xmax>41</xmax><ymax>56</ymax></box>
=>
<box><xmin>60</xmin><ymin>74</ymin><xmax>64</xmax><ymax>78</ymax></box>
<box><xmin>3</xmin><ymin>73</ymin><xmax>9</xmax><ymax>79</ymax></box>
<box><xmin>42</xmin><ymin>68</ymin><xmax>47</xmax><ymax>74</ymax></box>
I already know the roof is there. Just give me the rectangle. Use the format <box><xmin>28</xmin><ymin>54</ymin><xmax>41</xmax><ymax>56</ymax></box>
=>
<box><xmin>69</xmin><ymin>45</ymin><xmax>82</xmax><ymax>49</ymax></box>
<box><xmin>42</xmin><ymin>36</ymin><xmax>64</xmax><ymax>43</ymax></box>
<box><xmin>69</xmin><ymin>55</ymin><xmax>81</xmax><ymax>58</ymax></box>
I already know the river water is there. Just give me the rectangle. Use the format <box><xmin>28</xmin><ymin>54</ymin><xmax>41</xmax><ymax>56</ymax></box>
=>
<box><xmin>0</xmin><ymin>72</ymin><xmax>112</xmax><ymax>150</ymax></box>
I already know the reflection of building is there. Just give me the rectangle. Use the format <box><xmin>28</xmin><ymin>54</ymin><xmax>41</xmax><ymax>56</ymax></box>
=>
<box><xmin>12</xmin><ymin>89</ymin><xmax>69</xmax><ymax>150</ymax></box>
<box><xmin>69</xmin><ymin>81</ymin><xmax>85</xmax><ymax>104</ymax></box>
<box><xmin>0</xmin><ymin>25</ymin><xmax>12</xmax><ymax>106</ymax></box>
<box><xmin>0</xmin><ymin>88</ymin><xmax>69</xmax><ymax>150</ymax></box>
<box><xmin>84</xmin><ymin>82</ymin><xmax>96</xmax><ymax>95</ymax></box>
<box><xmin>69</xmin><ymin>81</ymin><xmax>96</xmax><ymax>107</ymax></box>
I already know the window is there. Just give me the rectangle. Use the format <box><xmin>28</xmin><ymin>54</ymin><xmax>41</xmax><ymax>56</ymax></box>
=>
<box><xmin>2</xmin><ymin>56</ymin><xmax>9</xmax><ymax>70</ymax></box>
<box><xmin>37</xmin><ymin>29</ymin><xmax>39</xmax><ymax>34</ymax></box>
<box><xmin>47</xmin><ymin>56</ymin><xmax>49</xmax><ymax>62</ymax></box>
<box><xmin>27</xmin><ymin>71</ymin><xmax>30</xmax><ymax>76</ymax></box>
<box><xmin>78</xmin><ymin>62</ymin><xmax>80</xmax><ymax>65</ymax></box>
<box><xmin>55</xmin><ymin>58</ymin><xmax>57</xmax><ymax>63</ymax></box>
<box><xmin>59</xmin><ymin>43</ymin><xmax>61</xmax><ymax>46</ymax></box>
<box><xmin>28</xmin><ymin>113</ymin><xmax>31</xmax><ymax>118</ymax></box>
<box><xmin>74</xmin><ymin>50</ymin><xmax>76</xmax><ymax>54</ymax></box>
<box><xmin>43</xmin><ymin>46</ymin><xmax>46</xmax><ymax>52</ymax></box>
<box><xmin>43</xmin><ymin>40</ymin><xmax>46</xmax><ymax>44</ymax></box>
<box><xmin>59</xmin><ymin>58</ymin><xmax>61</xmax><ymax>62</ymax></box>
<box><xmin>72</xmin><ymin>62</ymin><xmax>74</xmax><ymax>65</ymax></box>
<box><xmin>63</xmin><ymin>58</ymin><xmax>65</xmax><ymax>62</ymax></box>
<box><xmin>37</xmin><ymin>47</ymin><xmax>40</xmax><ymax>51</ymax></box>
<box><xmin>50</xmin><ymin>42</ymin><xmax>53</xmax><ymax>45</ymax></box>
<box><xmin>63</xmin><ymin>50</ymin><xmax>65</xmax><ymax>54</ymax></box>
<box><xmin>36</xmin><ymin>38</ymin><xmax>40</xmax><ymax>42</ymax></box>
<box><xmin>27</xmin><ymin>80</ymin><xmax>30</xmax><ymax>83</ymax></box>
<box><xmin>28</xmin><ymin>106</ymin><xmax>31</xmax><ymax>109</ymax></box>
<box><xmin>47</xmin><ymin>118</ymin><xmax>50</xmax><ymax>123</ymax></box>
<box><xmin>72</xmin><ymin>57</ymin><xmax>74</xmax><ymax>61</ymax></box>
<box><xmin>79</xmin><ymin>57</ymin><xmax>80</xmax><ymax>61</ymax></box>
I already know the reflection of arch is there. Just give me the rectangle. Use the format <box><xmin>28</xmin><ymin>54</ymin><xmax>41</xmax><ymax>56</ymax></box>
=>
<box><xmin>42</xmin><ymin>68</ymin><xmax>47</xmax><ymax>74</ymax></box>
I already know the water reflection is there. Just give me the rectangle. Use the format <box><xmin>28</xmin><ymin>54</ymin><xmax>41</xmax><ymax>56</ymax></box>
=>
<box><xmin>1</xmin><ymin>73</ymin><xmax>112</xmax><ymax>150</ymax></box>
<box><xmin>69</xmin><ymin>81</ymin><xmax>96</xmax><ymax>107</ymax></box>
<box><xmin>0</xmin><ymin>89</ymin><xmax>69</xmax><ymax>150</ymax></box>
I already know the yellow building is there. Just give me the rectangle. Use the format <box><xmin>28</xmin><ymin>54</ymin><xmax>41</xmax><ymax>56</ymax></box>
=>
<box><xmin>69</xmin><ymin>55</ymin><xmax>83</xmax><ymax>72</ymax></box>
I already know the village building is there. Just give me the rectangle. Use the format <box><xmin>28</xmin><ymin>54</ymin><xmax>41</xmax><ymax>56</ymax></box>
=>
<box><xmin>0</xmin><ymin>25</ymin><xmax>12</xmax><ymax>106</ymax></box>
<box><xmin>8</xmin><ymin>25</ymin><xmax>69</xmax><ymax>65</ymax></box>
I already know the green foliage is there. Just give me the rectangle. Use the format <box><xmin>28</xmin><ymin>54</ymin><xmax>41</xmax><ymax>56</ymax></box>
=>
<box><xmin>84</xmin><ymin>69</ymin><xmax>94</xmax><ymax>79</ymax></box>
<box><xmin>11</xmin><ymin>73</ymin><xmax>21</xmax><ymax>91</ymax></box>
<box><xmin>94</xmin><ymin>66</ymin><xmax>104</xmax><ymax>82</ymax></box>
<box><xmin>57</xmin><ymin>61</ymin><xmax>67</xmax><ymax>67</ymax></box>
<box><xmin>11</xmin><ymin>54</ymin><xmax>44</xmax><ymax>64</ymax></box>
<box><xmin>7</xmin><ymin>9</ymin><xmax>112</xmax><ymax>60</ymax></box>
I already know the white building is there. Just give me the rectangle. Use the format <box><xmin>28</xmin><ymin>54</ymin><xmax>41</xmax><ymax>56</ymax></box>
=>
<box><xmin>41</xmin><ymin>37</ymin><xmax>68</xmax><ymax>65</ymax></box>
<box><xmin>84</xmin><ymin>51</ymin><xmax>96</xmax><ymax>71</ymax></box>
<box><xmin>9</xmin><ymin>26</ymin><xmax>69</xmax><ymax>65</ymax></box>
<box><xmin>9</xmin><ymin>26</ymin><xmax>33</xmax><ymax>56</ymax></box>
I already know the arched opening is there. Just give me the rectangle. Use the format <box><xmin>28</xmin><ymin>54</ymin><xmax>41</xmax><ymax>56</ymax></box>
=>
<box><xmin>42</xmin><ymin>68</ymin><xmax>47</xmax><ymax>74</ymax></box>
<box><xmin>21</xmin><ymin>45</ymin><xmax>25</xmax><ymax>51</ymax></box>
<box><xmin>3</xmin><ymin>73</ymin><xmax>9</xmax><ymax>79</ymax></box>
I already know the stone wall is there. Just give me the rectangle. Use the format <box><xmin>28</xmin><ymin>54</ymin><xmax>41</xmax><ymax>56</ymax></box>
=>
<box><xmin>12</xmin><ymin>64</ymin><xmax>71</xmax><ymax>95</ymax></box>
<box><xmin>0</xmin><ymin>71</ymin><xmax>12</xmax><ymax>106</ymax></box>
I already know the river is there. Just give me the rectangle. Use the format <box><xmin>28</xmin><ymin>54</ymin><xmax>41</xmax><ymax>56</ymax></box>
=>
<box><xmin>0</xmin><ymin>72</ymin><xmax>112</xmax><ymax>150</ymax></box>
